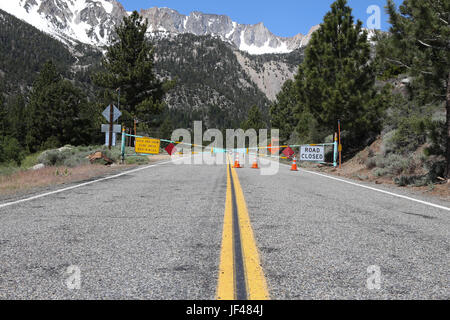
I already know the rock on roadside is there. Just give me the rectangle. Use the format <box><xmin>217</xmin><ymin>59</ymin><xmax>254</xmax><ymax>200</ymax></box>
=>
<box><xmin>31</xmin><ymin>163</ymin><xmax>45</xmax><ymax>170</ymax></box>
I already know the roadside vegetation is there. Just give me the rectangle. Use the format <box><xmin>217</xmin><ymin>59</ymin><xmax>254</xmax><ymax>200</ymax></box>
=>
<box><xmin>0</xmin><ymin>144</ymin><xmax>155</xmax><ymax>195</ymax></box>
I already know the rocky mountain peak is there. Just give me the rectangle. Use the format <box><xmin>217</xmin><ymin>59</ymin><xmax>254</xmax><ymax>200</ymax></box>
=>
<box><xmin>0</xmin><ymin>1</ymin><xmax>318</xmax><ymax>54</ymax></box>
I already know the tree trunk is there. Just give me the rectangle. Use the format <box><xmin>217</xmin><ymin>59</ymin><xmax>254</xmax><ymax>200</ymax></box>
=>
<box><xmin>446</xmin><ymin>72</ymin><xmax>450</xmax><ymax>179</ymax></box>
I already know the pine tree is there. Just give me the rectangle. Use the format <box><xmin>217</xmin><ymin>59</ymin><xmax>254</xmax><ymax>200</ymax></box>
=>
<box><xmin>93</xmin><ymin>11</ymin><xmax>172</xmax><ymax>127</ymax></box>
<box><xmin>385</xmin><ymin>0</ymin><xmax>450</xmax><ymax>177</ymax></box>
<box><xmin>7</xmin><ymin>94</ymin><xmax>27</xmax><ymax>145</ymax></box>
<box><xmin>294</xmin><ymin>0</ymin><xmax>385</xmax><ymax>148</ymax></box>
<box><xmin>26</xmin><ymin>61</ymin><xmax>90</xmax><ymax>151</ymax></box>
<box><xmin>159</xmin><ymin>116</ymin><xmax>174</xmax><ymax>140</ymax></box>
<box><xmin>241</xmin><ymin>105</ymin><xmax>266</xmax><ymax>132</ymax></box>
<box><xmin>270</xmin><ymin>79</ymin><xmax>298</xmax><ymax>143</ymax></box>
<box><xmin>0</xmin><ymin>88</ymin><xmax>6</xmax><ymax>137</ymax></box>
<box><xmin>26</xmin><ymin>61</ymin><xmax>59</xmax><ymax>150</ymax></box>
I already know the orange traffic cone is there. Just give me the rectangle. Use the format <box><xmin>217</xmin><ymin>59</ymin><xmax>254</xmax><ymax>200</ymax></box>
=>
<box><xmin>251</xmin><ymin>157</ymin><xmax>259</xmax><ymax>169</ymax></box>
<box><xmin>290</xmin><ymin>156</ymin><xmax>298</xmax><ymax>171</ymax></box>
<box><xmin>233</xmin><ymin>153</ymin><xmax>241</xmax><ymax>168</ymax></box>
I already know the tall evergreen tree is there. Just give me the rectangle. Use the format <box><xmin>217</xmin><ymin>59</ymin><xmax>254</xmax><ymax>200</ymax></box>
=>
<box><xmin>385</xmin><ymin>0</ymin><xmax>450</xmax><ymax>177</ymax></box>
<box><xmin>0</xmin><ymin>88</ymin><xmax>6</xmax><ymax>137</ymax></box>
<box><xmin>241</xmin><ymin>105</ymin><xmax>266</xmax><ymax>132</ymax></box>
<box><xmin>159</xmin><ymin>116</ymin><xmax>174</xmax><ymax>140</ymax></box>
<box><xmin>294</xmin><ymin>0</ymin><xmax>385</xmax><ymax>147</ymax></box>
<box><xmin>26</xmin><ymin>61</ymin><xmax>90</xmax><ymax>151</ymax></box>
<box><xmin>7</xmin><ymin>94</ymin><xmax>27</xmax><ymax>145</ymax></box>
<box><xmin>93</xmin><ymin>11</ymin><xmax>172</xmax><ymax>127</ymax></box>
<box><xmin>270</xmin><ymin>79</ymin><xmax>299</xmax><ymax>143</ymax></box>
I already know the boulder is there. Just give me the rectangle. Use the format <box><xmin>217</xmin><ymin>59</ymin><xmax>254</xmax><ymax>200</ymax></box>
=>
<box><xmin>32</xmin><ymin>163</ymin><xmax>45</xmax><ymax>170</ymax></box>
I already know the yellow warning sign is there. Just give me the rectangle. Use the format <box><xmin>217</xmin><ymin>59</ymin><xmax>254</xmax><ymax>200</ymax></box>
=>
<box><xmin>135</xmin><ymin>137</ymin><xmax>161</xmax><ymax>155</ymax></box>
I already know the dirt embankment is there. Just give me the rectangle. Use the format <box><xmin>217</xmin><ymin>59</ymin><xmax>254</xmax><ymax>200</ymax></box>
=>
<box><xmin>304</xmin><ymin>138</ymin><xmax>450</xmax><ymax>201</ymax></box>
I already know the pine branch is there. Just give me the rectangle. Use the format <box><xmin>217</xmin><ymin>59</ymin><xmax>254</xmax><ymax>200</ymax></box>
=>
<box><xmin>417</xmin><ymin>39</ymin><xmax>446</xmax><ymax>50</ymax></box>
<box><xmin>385</xmin><ymin>57</ymin><xmax>412</xmax><ymax>69</ymax></box>
<box><xmin>385</xmin><ymin>57</ymin><xmax>434</xmax><ymax>75</ymax></box>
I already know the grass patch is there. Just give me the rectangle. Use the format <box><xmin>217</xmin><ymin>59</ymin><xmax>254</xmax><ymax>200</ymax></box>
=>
<box><xmin>125</xmin><ymin>156</ymin><xmax>150</xmax><ymax>165</ymax></box>
<box><xmin>0</xmin><ymin>164</ymin><xmax>130</xmax><ymax>195</ymax></box>
<box><xmin>0</xmin><ymin>164</ymin><xmax>20</xmax><ymax>176</ymax></box>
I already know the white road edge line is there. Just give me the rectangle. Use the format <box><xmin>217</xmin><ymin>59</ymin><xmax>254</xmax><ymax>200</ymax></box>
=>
<box><xmin>277</xmin><ymin>162</ymin><xmax>450</xmax><ymax>212</ymax></box>
<box><xmin>0</xmin><ymin>157</ymin><xmax>189</xmax><ymax>209</ymax></box>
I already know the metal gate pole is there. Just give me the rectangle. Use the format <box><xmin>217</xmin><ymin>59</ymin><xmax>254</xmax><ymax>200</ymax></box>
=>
<box><xmin>333</xmin><ymin>133</ymin><xmax>338</xmax><ymax>168</ymax></box>
<box><xmin>121</xmin><ymin>127</ymin><xmax>126</xmax><ymax>164</ymax></box>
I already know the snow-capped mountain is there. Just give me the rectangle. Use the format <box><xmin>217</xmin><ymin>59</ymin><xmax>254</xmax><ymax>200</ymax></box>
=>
<box><xmin>0</xmin><ymin>0</ymin><xmax>317</xmax><ymax>55</ymax></box>
<box><xmin>0</xmin><ymin>0</ymin><xmax>126</xmax><ymax>46</ymax></box>
<box><xmin>140</xmin><ymin>7</ymin><xmax>318</xmax><ymax>55</ymax></box>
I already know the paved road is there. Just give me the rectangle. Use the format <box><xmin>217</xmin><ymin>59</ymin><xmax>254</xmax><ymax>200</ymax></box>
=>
<box><xmin>0</xmin><ymin>154</ymin><xmax>449</xmax><ymax>299</ymax></box>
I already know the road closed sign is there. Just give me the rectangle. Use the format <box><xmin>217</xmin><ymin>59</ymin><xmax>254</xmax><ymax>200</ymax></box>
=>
<box><xmin>300</xmin><ymin>146</ymin><xmax>325</xmax><ymax>162</ymax></box>
<box><xmin>135</xmin><ymin>137</ymin><xmax>161</xmax><ymax>155</ymax></box>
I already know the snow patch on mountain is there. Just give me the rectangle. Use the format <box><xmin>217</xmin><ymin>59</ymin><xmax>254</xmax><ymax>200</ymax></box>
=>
<box><xmin>1</xmin><ymin>1</ymin><xmax>53</xmax><ymax>36</ymax></box>
<box><xmin>239</xmin><ymin>32</ymin><xmax>290</xmax><ymax>55</ymax></box>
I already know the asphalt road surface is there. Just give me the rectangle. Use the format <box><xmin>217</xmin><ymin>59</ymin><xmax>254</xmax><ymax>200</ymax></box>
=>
<box><xmin>0</xmin><ymin>154</ymin><xmax>449</xmax><ymax>299</ymax></box>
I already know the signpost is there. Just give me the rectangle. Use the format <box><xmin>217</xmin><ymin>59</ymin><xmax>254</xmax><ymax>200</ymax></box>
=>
<box><xmin>135</xmin><ymin>137</ymin><xmax>161</xmax><ymax>155</ymax></box>
<box><xmin>102</xmin><ymin>105</ymin><xmax>122</xmax><ymax>149</ymax></box>
<box><xmin>101</xmin><ymin>124</ymin><xmax>121</xmax><ymax>147</ymax></box>
<box><xmin>300</xmin><ymin>145</ymin><xmax>325</xmax><ymax>162</ymax></box>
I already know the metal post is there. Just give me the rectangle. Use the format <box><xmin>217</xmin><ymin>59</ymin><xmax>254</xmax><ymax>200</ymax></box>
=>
<box><xmin>108</xmin><ymin>104</ymin><xmax>113</xmax><ymax>150</ymax></box>
<box><xmin>117</xmin><ymin>88</ymin><xmax>120</xmax><ymax>110</ymax></box>
<box><xmin>333</xmin><ymin>132</ymin><xmax>338</xmax><ymax>168</ymax></box>
<box><xmin>134</xmin><ymin>118</ymin><xmax>137</xmax><ymax>147</ymax></box>
<box><xmin>121</xmin><ymin>127</ymin><xmax>126</xmax><ymax>164</ymax></box>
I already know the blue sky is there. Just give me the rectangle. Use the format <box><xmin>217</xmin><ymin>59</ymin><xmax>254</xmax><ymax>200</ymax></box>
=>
<box><xmin>120</xmin><ymin>0</ymin><xmax>393</xmax><ymax>37</ymax></box>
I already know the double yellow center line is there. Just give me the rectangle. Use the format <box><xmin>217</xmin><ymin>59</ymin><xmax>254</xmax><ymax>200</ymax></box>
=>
<box><xmin>216</xmin><ymin>157</ymin><xmax>270</xmax><ymax>300</ymax></box>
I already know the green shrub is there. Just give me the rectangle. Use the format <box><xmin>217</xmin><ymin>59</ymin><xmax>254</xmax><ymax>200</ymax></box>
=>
<box><xmin>372</xmin><ymin>154</ymin><xmax>417</xmax><ymax>176</ymax></box>
<box><xmin>125</xmin><ymin>156</ymin><xmax>150</xmax><ymax>165</ymax></box>
<box><xmin>394</xmin><ymin>175</ymin><xmax>430</xmax><ymax>187</ymax></box>
<box><xmin>425</xmin><ymin>120</ymin><xmax>446</xmax><ymax>157</ymax></box>
<box><xmin>424</xmin><ymin>159</ymin><xmax>446</xmax><ymax>181</ymax></box>
<box><xmin>0</xmin><ymin>136</ymin><xmax>26</xmax><ymax>165</ymax></box>
<box><xmin>380</xmin><ymin>130</ymin><xmax>396</xmax><ymax>155</ymax></box>
<box><xmin>373</xmin><ymin>168</ymin><xmax>389</xmax><ymax>177</ymax></box>
<box><xmin>40</xmin><ymin>136</ymin><xmax>60</xmax><ymax>151</ymax></box>
<box><xmin>20</xmin><ymin>152</ymin><xmax>42</xmax><ymax>169</ymax></box>
<box><xmin>0</xmin><ymin>164</ymin><xmax>20</xmax><ymax>176</ymax></box>
<box><xmin>389</xmin><ymin>116</ymin><xmax>429</xmax><ymax>154</ymax></box>
<box><xmin>63</xmin><ymin>156</ymin><xmax>90</xmax><ymax>168</ymax></box>
<box><xmin>37</xmin><ymin>149</ymin><xmax>65</xmax><ymax>166</ymax></box>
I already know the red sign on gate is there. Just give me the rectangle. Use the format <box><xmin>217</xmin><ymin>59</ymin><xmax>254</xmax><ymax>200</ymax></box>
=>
<box><xmin>165</xmin><ymin>143</ymin><xmax>177</xmax><ymax>156</ymax></box>
<box><xmin>282</xmin><ymin>147</ymin><xmax>294</xmax><ymax>158</ymax></box>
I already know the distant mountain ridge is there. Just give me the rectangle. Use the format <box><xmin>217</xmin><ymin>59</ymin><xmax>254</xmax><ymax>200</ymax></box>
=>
<box><xmin>0</xmin><ymin>0</ymin><xmax>318</xmax><ymax>55</ymax></box>
<box><xmin>140</xmin><ymin>7</ymin><xmax>319</xmax><ymax>55</ymax></box>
